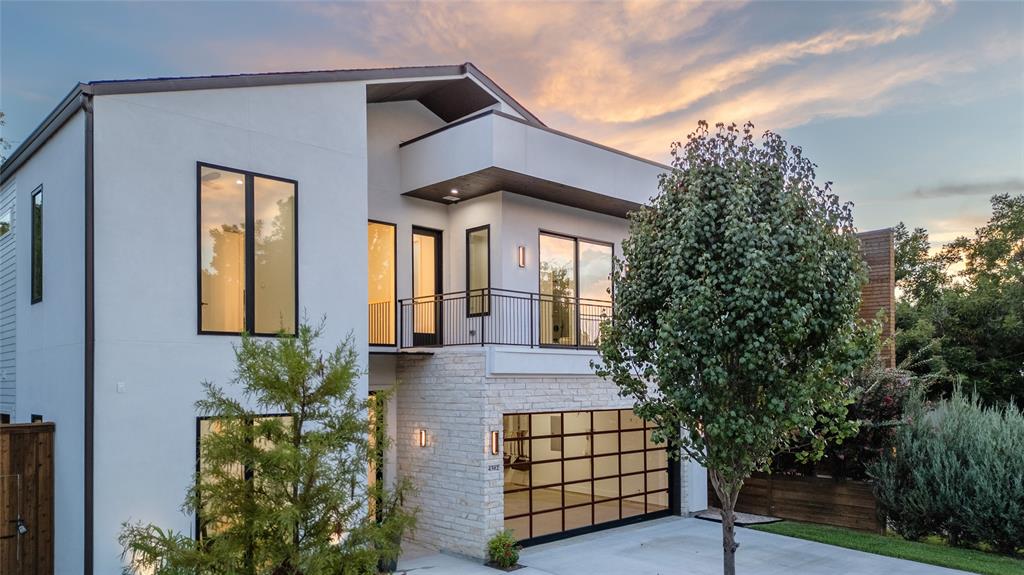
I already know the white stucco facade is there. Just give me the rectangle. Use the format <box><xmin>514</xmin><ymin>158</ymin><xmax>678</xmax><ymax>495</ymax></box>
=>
<box><xmin>1</xmin><ymin>64</ymin><xmax>706</xmax><ymax>573</ymax></box>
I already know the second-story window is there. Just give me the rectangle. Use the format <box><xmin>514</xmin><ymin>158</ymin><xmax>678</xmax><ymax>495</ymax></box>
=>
<box><xmin>31</xmin><ymin>187</ymin><xmax>43</xmax><ymax>304</ymax></box>
<box><xmin>539</xmin><ymin>232</ymin><xmax>613</xmax><ymax>347</ymax></box>
<box><xmin>198</xmin><ymin>163</ymin><xmax>296</xmax><ymax>335</ymax></box>
<box><xmin>467</xmin><ymin>225</ymin><xmax>490</xmax><ymax>316</ymax></box>
<box><xmin>368</xmin><ymin>221</ymin><xmax>396</xmax><ymax>345</ymax></box>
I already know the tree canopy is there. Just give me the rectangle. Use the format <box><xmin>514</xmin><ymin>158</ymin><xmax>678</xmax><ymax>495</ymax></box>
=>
<box><xmin>596</xmin><ymin>121</ymin><xmax>877</xmax><ymax>574</ymax></box>
<box><xmin>895</xmin><ymin>194</ymin><xmax>1024</xmax><ymax>405</ymax></box>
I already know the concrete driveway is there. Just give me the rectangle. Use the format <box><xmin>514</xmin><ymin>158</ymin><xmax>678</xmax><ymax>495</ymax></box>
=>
<box><xmin>397</xmin><ymin>517</ymin><xmax>969</xmax><ymax>574</ymax></box>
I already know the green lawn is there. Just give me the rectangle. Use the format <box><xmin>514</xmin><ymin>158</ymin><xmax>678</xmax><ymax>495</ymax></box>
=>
<box><xmin>748</xmin><ymin>520</ymin><xmax>1024</xmax><ymax>575</ymax></box>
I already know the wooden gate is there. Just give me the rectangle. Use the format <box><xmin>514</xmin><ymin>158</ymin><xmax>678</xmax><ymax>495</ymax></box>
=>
<box><xmin>1</xmin><ymin>422</ymin><xmax>54</xmax><ymax>575</ymax></box>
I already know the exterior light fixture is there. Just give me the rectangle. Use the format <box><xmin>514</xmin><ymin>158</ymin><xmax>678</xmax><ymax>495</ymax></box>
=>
<box><xmin>517</xmin><ymin>246</ymin><xmax>526</xmax><ymax>268</ymax></box>
<box><xmin>418</xmin><ymin>429</ymin><xmax>427</xmax><ymax>447</ymax></box>
<box><xmin>450</xmin><ymin>188</ymin><xmax>459</xmax><ymax>195</ymax></box>
<box><xmin>490</xmin><ymin>430</ymin><xmax>500</xmax><ymax>455</ymax></box>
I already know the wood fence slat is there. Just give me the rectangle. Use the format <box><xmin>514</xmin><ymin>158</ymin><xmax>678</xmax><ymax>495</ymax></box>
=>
<box><xmin>708</xmin><ymin>471</ymin><xmax>882</xmax><ymax>532</ymax></box>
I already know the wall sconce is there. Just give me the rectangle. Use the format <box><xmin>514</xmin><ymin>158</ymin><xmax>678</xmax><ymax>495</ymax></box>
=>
<box><xmin>517</xmin><ymin>245</ymin><xmax>526</xmax><ymax>268</ymax></box>
<box><xmin>490</xmin><ymin>430</ymin><xmax>500</xmax><ymax>455</ymax></box>
<box><xmin>418</xmin><ymin>429</ymin><xmax>427</xmax><ymax>448</ymax></box>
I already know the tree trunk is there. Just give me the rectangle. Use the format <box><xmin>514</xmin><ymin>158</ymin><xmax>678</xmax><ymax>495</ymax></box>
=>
<box><xmin>709</xmin><ymin>469</ymin><xmax>743</xmax><ymax>575</ymax></box>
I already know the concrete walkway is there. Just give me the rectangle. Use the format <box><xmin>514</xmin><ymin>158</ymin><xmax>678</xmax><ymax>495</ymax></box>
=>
<box><xmin>397</xmin><ymin>517</ymin><xmax>969</xmax><ymax>574</ymax></box>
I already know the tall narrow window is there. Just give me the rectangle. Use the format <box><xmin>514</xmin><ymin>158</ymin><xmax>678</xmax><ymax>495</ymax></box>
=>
<box><xmin>578</xmin><ymin>241</ymin><xmax>613</xmax><ymax>346</ymax></box>
<box><xmin>467</xmin><ymin>225</ymin><xmax>490</xmax><ymax>316</ymax></box>
<box><xmin>198</xmin><ymin>164</ymin><xmax>296</xmax><ymax>335</ymax></box>
<box><xmin>368</xmin><ymin>221</ymin><xmax>396</xmax><ymax>345</ymax></box>
<box><xmin>31</xmin><ymin>188</ymin><xmax>43</xmax><ymax>304</ymax></box>
<box><xmin>253</xmin><ymin>176</ymin><xmax>296</xmax><ymax>335</ymax></box>
<box><xmin>539</xmin><ymin>234</ymin><xmax>576</xmax><ymax>345</ymax></box>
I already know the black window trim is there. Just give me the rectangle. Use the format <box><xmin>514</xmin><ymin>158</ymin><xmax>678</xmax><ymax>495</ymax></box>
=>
<box><xmin>466</xmin><ymin>224</ymin><xmax>491</xmax><ymax>318</ymax></box>
<box><xmin>196</xmin><ymin>162</ymin><xmax>299</xmax><ymax>337</ymax></box>
<box><xmin>368</xmin><ymin>219</ymin><xmax>399</xmax><ymax>347</ymax></box>
<box><xmin>30</xmin><ymin>185</ymin><xmax>43</xmax><ymax>304</ymax></box>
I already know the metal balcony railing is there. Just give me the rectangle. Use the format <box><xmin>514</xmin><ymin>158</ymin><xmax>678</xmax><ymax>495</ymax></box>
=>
<box><xmin>394</xmin><ymin>288</ymin><xmax>612</xmax><ymax>349</ymax></box>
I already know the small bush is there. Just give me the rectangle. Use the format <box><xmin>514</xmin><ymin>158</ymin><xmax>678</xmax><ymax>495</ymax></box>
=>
<box><xmin>869</xmin><ymin>387</ymin><xmax>1024</xmax><ymax>554</ymax></box>
<box><xmin>487</xmin><ymin>529</ymin><xmax>520</xmax><ymax>569</ymax></box>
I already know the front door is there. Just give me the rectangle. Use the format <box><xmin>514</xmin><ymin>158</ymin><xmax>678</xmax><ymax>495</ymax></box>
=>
<box><xmin>412</xmin><ymin>228</ymin><xmax>442</xmax><ymax>346</ymax></box>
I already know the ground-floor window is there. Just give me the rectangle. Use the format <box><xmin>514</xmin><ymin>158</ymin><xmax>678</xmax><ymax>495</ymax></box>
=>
<box><xmin>503</xmin><ymin>408</ymin><xmax>670</xmax><ymax>542</ymax></box>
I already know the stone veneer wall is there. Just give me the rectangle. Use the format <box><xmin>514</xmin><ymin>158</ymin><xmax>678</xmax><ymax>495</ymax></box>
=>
<box><xmin>857</xmin><ymin>229</ymin><xmax>896</xmax><ymax>368</ymax></box>
<box><xmin>395</xmin><ymin>348</ymin><xmax>693</xmax><ymax>558</ymax></box>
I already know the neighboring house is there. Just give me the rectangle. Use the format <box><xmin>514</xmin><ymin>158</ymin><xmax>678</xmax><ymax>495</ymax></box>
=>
<box><xmin>0</xmin><ymin>63</ymin><xmax>893</xmax><ymax>574</ymax></box>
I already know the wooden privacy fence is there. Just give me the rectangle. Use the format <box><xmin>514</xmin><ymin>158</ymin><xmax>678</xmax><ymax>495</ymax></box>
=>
<box><xmin>1</xmin><ymin>422</ymin><xmax>54</xmax><ymax>575</ymax></box>
<box><xmin>709</xmin><ymin>472</ymin><xmax>882</xmax><ymax>532</ymax></box>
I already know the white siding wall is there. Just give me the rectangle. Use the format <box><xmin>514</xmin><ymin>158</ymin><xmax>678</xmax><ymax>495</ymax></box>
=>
<box><xmin>0</xmin><ymin>181</ymin><xmax>15</xmax><ymax>417</ymax></box>
<box><xmin>10</xmin><ymin>111</ymin><xmax>87</xmax><ymax>575</ymax></box>
<box><xmin>91</xmin><ymin>83</ymin><xmax>369</xmax><ymax>574</ymax></box>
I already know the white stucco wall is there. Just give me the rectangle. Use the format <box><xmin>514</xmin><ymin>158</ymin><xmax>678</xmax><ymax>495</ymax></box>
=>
<box><xmin>90</xmin><ymin>83</ymin><xmax>369</xmax><ymax>574</ymax></box>
<box><xmin>9</xmin><ymin>111</ymin><xmax>87</xmax><ymax>575</ymax></box>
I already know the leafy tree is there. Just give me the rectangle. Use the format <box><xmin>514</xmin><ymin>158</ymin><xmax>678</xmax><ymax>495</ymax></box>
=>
<box><xmin>894</xmin><ymin>194</ymin><xmax>1024</xmax><ymax>405</ymax></box>
<box><xmin>0</xmin><ymin>111</ymin><xmax>10</xmax><ymax>162</ymax></box>
<box><xmin>596</xmin><ymin>122</ymin><xmax>877</xmax><ymax>575</ymax></box>
<box><xmin>120</xmin><ymin>321</ymin><xmax>415</xmax><ymax>574</ymax></box>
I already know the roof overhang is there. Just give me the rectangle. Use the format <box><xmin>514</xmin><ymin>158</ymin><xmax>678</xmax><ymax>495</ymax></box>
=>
<box><xmin>1</xmin><ymin>63</ymin><xmax>544</xmax><ymax>183</ymax></box>
<box><xmin>399</xmin><ymin>110</ymin><xmax>668</xmax><ymax>218</ymax></box>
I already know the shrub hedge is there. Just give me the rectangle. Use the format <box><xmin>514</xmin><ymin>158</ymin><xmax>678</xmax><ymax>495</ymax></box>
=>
<box><xmin>869</xmin><ymin>388</ymin><xmax>1024</xmax><ymax>554</ymax></box>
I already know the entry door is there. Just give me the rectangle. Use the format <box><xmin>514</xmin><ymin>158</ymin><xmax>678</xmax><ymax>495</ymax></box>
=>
<box><xmin>412</xmin><ymin>228</ymin><xmax>442</xmax><ymax>346</ymax></box>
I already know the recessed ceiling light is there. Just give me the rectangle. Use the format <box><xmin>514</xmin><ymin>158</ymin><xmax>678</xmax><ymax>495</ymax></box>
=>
<box><xmin>450</xmin><ymin>189</ymin><xmax>459</xmax><ymax>195</ymax></box>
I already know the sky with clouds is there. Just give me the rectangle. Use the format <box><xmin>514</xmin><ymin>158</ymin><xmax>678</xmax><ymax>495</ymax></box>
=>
<box><xmin>2</xmin><ymin>1</ymin><xmax>1022</xmax><ymax>247</ymax></box>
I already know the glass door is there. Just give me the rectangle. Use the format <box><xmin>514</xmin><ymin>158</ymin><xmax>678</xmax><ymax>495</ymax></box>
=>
<box><xmin>412</xmin><ymin>228</ymin><xmax>443</xmax><ymax>346</ymax></box>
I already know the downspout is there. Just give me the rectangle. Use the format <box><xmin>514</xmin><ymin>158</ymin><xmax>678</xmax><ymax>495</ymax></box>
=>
<box><xmin>83</xmin><ymin>92</ymin><xmax>95</xmax><ymax>575</ymax></box>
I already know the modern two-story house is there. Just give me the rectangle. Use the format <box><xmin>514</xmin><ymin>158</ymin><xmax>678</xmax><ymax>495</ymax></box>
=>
<box><xmin>0</xmin><ymin>62</ymin><xmax>894</xmax><ymax>574</ymax></box>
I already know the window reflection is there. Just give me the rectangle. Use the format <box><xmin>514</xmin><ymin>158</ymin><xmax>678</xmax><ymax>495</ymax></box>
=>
<box><xmin>200</xmin><ymin>167</ymin><xmax>246</xmax><ymax>332</ymax></box>
<box><xmin>368</xmin><ymin>222</ymin><xmax>396</xmax><ymax>345</ymax></box>
<box><xmin>254</xmin><ymin>177</ymin><xmax>296</xmax><ymax>335</ymax></box>
<box><xmin>198</xmin><ymin>165</ymin><xmax>296</xmax><ymax>335</ymax></box>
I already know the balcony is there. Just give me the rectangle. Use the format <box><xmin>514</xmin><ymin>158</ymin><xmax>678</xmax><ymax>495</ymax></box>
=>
<box><xmin>392</xmin><ymin>288</ymin><xmax>612</xmax><ymax>349</ymax></box>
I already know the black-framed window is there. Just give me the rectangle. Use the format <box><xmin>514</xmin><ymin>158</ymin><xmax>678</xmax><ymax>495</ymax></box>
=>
<box><xmin>197</xmin><ymin>163</ymin><xmax>297</xmax><ymax>336</ymax></box>
<box><xmin>31</xmin><ymin>187</ymin><xmax>42</xmax><ymax>304</ymax></box>
<box><xmin>538</xmin><ymin>232</ymin><xmax>613</xmax><ymax>347</ymax></box>
<box><xmin>467</xmin><ymin>225</ymin><xmax>490</xmax><ymax>316</ymax></box>
<box><xmin>368</xmin><ymin>221</ymin><xmax>397</xmax><ymax>346</ymax></box>
<box><xmin>195</xmin><ymin>414</ymin><xmax>292</xmax><ymax>540</ymax></box>
<box><xmin>503</xmin><ymin>408</ymin><xmax>669</xmax><ymax>543</ymax></box>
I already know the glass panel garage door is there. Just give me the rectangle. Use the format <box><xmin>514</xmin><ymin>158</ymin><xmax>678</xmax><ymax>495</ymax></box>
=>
<box><xmin>503</xmin><ymin>409</ymin><xmax>670</xmax><ymax>542</ymax></box>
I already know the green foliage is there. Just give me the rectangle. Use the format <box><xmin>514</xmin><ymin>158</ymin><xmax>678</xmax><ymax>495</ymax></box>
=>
<box><xmin>775</xmin><ymin>365</ymin><xmax>919</xmax><ymax>480</ymax></box>
<box><xmin>869</xmin><ymin>387</ymin><xmax>1024</xmax><ymax>555</ymax></box>
<box><xmin>752</xmin><ymin>520</ymin><xmax>1024</xmax><ymax>575</ymax></box>
<box><xmin>486</xmin><ymin>530</ymin><xmax>520</xmax><ymax>569</ymax></box>
<box><xmin>119</xmin><ymin>321</ymin><xmax>416</xmax><ymax>575</ymax></box>
<box><xmin>894</xmin><ymin>195</ymin><xmax>1024</xmax><ymax>406</ymax></box>
<box><xmin>596</xmin><ymin>121</ymin><xmax>875</xmax><ymax>481</ymax></box>
<box><xmin>595</xmin><ymin>121</ymin><xmax>877</xmax><ymax>573</ymax></box>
